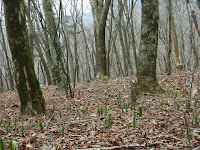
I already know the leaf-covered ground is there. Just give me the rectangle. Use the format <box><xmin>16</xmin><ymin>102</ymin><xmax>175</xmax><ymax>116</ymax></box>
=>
<box><xmin>1</xmin><ymin>71</ymin><xmax>200</xmax><ymax>150</ymax></box>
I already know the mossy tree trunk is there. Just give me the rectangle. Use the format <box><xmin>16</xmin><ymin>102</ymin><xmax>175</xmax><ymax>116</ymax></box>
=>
<box><xmin>135</xmin><ymin>0</ymin><xmax>160</xmax><ymax>95</ymax></box>
<box><xmin>90</xmin><ymin>0</ymin><xmax>111</xmax><ymax>80</ymax></box>
<box><xmin>3</xmin><ymin>0</ymin><xmax>46</xmax><ymax>115</ymax></box>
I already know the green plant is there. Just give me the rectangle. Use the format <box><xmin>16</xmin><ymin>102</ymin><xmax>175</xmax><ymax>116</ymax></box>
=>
<box><xmin>139</xmin><ymin>105</ymin><xmax>143</xmax><ymax>116</ymax></box>
<box><xmin>127</xmin><ymin>123</ymin><xmax>130</xmax><ymax>129</ymax></box>
<box><xmin>105</xmin><ymin>97</ymin><xmax>109</xmax><ymax>101</ymax></box>
<box><xmin>107</xmin><ymin>114</ymin><xmax>112</xmax><ymax>127</ymax></box>
<box><xmin>194</xmin><ymin>99</ymin><xmax>197</xmax><ymax>107</ymax></box>
<box><xmin>194</xmin><ymin>110</ymin><xmax>198</xmax><ymax>125</ymax></box>
<box><xmin>176</xmin><ymin>91</ymin><xmax>178</xmax><ymax>98</ymax></box>
<box><xmin>14</xmin><ymin>119</ymin><xmax>17</xmax><ymax>129</ymax></box>
<box><xmin>121</xmin><ymin>105</ymin><xmax>124</xmax><ymax>113</ymax></box>
<box><xmin>176</xmin><ymin>104</ymin><xmax>180</xmax><ymax>110</ymax></box>
<box><xmin>132</xmin><ymin>112</ymin><xmax>137</xmax><ymax>128</ymax></box>
<box><xmin>82</xmin><ymin>108</ymin><xmax>88</xmax><ymax>115</ymax></box>
<box><xmin>118</xmin><ymin>91</ymin><xmax>122</xmax><ymax>107</ymax></box>
<box><xmin>7</xmin><ymin>139</ymin><xmax>16</xmax><ymax>150</ymax></box>
<box><xmin>160</xmin><ymin>100</ymin><xmax>164</xmax><ymax>106</ymax></box>
<box><xmin>55</xmin><ymin>143</ymin><xmax>59</xmax><ymax>150</ymax></box>
<box><xmin>104</xmin><ymin>105</ymin><xmax>108</xmax><ymax>116</ymax></box>
<box><xmin>97</xmin><ymin>107</ymin><xmax>103</xmax><ymax>117</ymax></box>
<box><xmin>125</xmin><ymin>103</ymin><xmax>129</xmax><ymax>113</ymax></box>
<box><xmin>34</xmin><ymin>137</ymin><xmax>37</xmax><ymax>145</ymax></box>
<box><xmin>59</xmin><ymin>111</ymin><xmax>62</xmax><ymax>119</ymax></box>
<box><xmin>94</xmin><ymin>125</ymin><xmax>98</xmax><ymax>131</ymax></box>
<box><xmin>38</xmin><ymin>121</ymin><xmax>44</xmax><ymax>133</ymax></box>
<box><xmin>0</xmin><ymin>137</ymin><xmax>4</xmax><ymax>150</ymax></box>
<box><xmin>21</xmin><ymin>125</ymin><xmax>24</xmax><ymax>135</ymax></box>
<box><xmin>6</xmin><ymin>125</ymin><xmax>10</xmax><ymax>135</ymax></box>
<box><xmin>77</xmin><ymin>89</ymin><xmax>81</xmax><ymax>99</ymax></box>
<box><xmin>186</xmin><ymin>100</ymin><xmax>191</xmax><ymax>110</ymax></box>
<box><xmin>61</xmin><ymin>126</ymin><xmax>65</xmax><ymax>137</ymax></box>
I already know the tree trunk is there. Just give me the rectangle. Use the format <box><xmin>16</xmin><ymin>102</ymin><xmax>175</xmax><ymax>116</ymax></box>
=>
<box><xmin>169</xmin><ymin>0</ymin><xmax>184</xmax><ymax>71</ymax></box>
<box><xmin>135</xmin><ymin>0</ymin><xmax>160</xmax><ymax>95</ymax></box>
<box><xmin>90</xmin><ymin>0</ymin><xmax>111</xmax><ymax>80</ymax></box>
<box><xmin>4</xmin><ymin>0</ymin><xmax>46</xmax><ymax>115</ymax></box>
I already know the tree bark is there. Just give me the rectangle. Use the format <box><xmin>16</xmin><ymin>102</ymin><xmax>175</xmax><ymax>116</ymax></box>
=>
<box><xmin>136</xmin><ymin>0</ymin><xmax>160</xmax><ymax>94</ymax></box>
<box><xmin>4</xmin><ymin>0</ymin><xmax>46</xmax><ymax>115</ymax></box>
<box><xmin>90</xmin><ymin>0</ymin><xmax>111</xmax><ymax>80</ymax></box>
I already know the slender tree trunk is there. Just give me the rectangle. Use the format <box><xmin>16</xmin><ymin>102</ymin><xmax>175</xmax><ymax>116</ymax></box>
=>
<box><xmin>169</xmin><ymin>0</ymin><xmax>184</xmax><ymax>71</ymax></box>
<box><xmin>0</xmin><ymin>18</ymin><xmax>14</xmax><ymax>90</ymax></box>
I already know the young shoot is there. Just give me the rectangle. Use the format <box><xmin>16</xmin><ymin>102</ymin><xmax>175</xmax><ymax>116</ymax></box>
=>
<box><xmin>139</xmin><ymin>105</ymin><xmax>143</xmax><ymax>116</ymax></box>
<box><xmin>132</xmin><ymin>112</ymin><xmax>137</xmax><ymax>128</ymax></box>
<box><xmin>0</xmin><ymin>137</ymin><xmax>4</xmax><ymax>150</ymax></box>
<box><xmin>38</xmin><ymin>121</ymin><xmax>44</xmax><ymax>133</ymax></box>
<box><xmin>107</xmin><ymin>114</ymin><xmax>112</xmax><ymax>128</ymax></box>
<box><xmin>7</xmin><ymin>139</ymin><xmax>16</xmax><ymax>150</ymax></box>
<box><xmin>61</xmin><ymin>126</ymin><xmax>65</xmax><ymax>137</ymax></box>
<box><xmin>194</xmin><ymin>110</ymin><xmax>198</xmax><ymax>125</ymax></box>
<box><xmin>82</xmin><ymin>108</ymin><xmax>88</xmax><ymax>115</ymax></box>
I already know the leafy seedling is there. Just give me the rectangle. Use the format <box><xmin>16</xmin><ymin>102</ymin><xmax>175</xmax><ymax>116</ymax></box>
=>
<box><xmin>97</xmin><ymin>107</ymin><xmax>103</xmax><ymax>117</ymax></box>
<box><xmin>176</xmin><ymin>104</ymin><xmax>180</xmax><ymax>110</ymax></box>
<box><xmin>7</xmin><ymin>139</ymin><xmax>16</xmax><ymax>150</ymax></box>
<box><xmin>55</xmin><ymin>143</ymin><xmax>59</xmax><ymax>149</ymax></box>
<box><xmin>127</xmin><ymin>123</ymin><xmax>130</xmax><ymax>129</ymax></box>
<box><xmin>118</xmin><ymin>91</ymin><xmax>122</xmax><ymax>107</ymax></box>
<box><xmin>186</xmin><ymin>100</ymin><xmax>191</xmax><ymax>110</ymax></box>
<box><xmin>139</xmin><ymin>105</ymin><xmax>143</xmax><ymax>116</ymax></box>
<box><xmin>160</xmin><ymin>100</ymin><xmax>164</xmax><ymax>106</ymax></box>
<box><xmin>104</xmin><ymin>105</ymin><xmax>108</xmax><ymax>116</ymax></box>
<box><xmin>107</xmin><ymin>114</ymin><xmax>112</xmax><ymax>128</ymax></box>
<box><xmin>61</xmin><ymin>126</ymin><xmax>65</xmax><ymax>137</ymax></box>
<box><xmin>38</xmin><ymin>121</ymin><xmax>44</xmax><ymax>133</ymax></box>
<box><xmin>77</xmin><ymin>89</ymin><xmax>81</xmax><ymax>99</ymax></box>
<box><xmin>125</xmin><ymin>103</ymin><xmax>129</xmax><ymax>113</ymax></box>
<box><xmin>194</xmin><ymin>110</ymin><xmax>198</xmax><ymax>125</ymax></box>
<box><xmin>21</xmin><ymin>125</ymin><xmax>24</xmax><ymax>135</ymax></box>
<box><xmin>132</xmin><ymin>112</ymin><xmax>137</xmax><ymax>128</ymax></box>
<box><xmin>0</xmin><ymin>137</ymin><xmax>4</xmax><ymax>150</ymax></box>
<box><xmin>6</xmin><ymin>125</ymin><xmax>10</xmax><ymax>135</ymax></box>
<box><xmin>82</xmin><ymin>108</ymin><xmax>88</xmax><ymax>115</ymax></box>
<box><xmin>105</xmin><ymin>97</ymin><xmax>109</xmax><ymax>102</ymax></box>
<box><xmin>194</xmin><ymin>99</ymin><xmax>197</xmax><ymax>107</ymax></box>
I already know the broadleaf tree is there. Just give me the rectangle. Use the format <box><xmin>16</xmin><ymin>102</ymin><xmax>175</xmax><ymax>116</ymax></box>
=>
<box><xmin>3</xmin><ymin>0</ymin><xmax>46</xmax><ymax>115</ymax></box>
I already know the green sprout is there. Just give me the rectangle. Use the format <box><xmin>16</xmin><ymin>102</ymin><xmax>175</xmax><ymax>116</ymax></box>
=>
<box><xmin>38</xmin><ymin>121</ymin><xmax>44</xmax><ymax>133</ymax></box>
<box><xmin>21</xmin><ymin>125</ymin><xmax>24</xmax><ymax>135</ymax></box>
<box><xmin>194</xmin><ymin>110</ymin><xmax>198</xmax><ymax>125</ymax></box>
<box><xmin>186</xmin><ymin>100</ymin><xmax>191</xmax><ymax>110</ymax></box>
<box><xmin>176</xmin><ymin>104</ymin><xmax>180</xmax><ymax>110</ymax></box>
<box><xmin>55</xmin><ymin>143</ymin><xmax>59</xmax><ymax>150</ymax></box>
<box><xmin>7</xmin><ymin>139</ymin><xmax>16</xmax><ymax>150</ymax></box>
<box><xmin>104</xmin><ymin>105</ymin><xmax>108</xmax><ymax>116</ymax></box>
<box><xmin>0</xmin><ymin>137</ymin><xmax>4</xmax><ymax>150</ymax></box>
<box><xmin>82</xmin><ymin>108</ymin><xmax>88</xmax><ymax>115</ymax></box>
<box><xmin>132</xmin><ymin>112</ymin><xmax>137</xmax><ymax>128</ymax></box>
<box><xmin>77</xmin><ymin>89</ymin><xmax>81</xmax><ymax>99</ymax></box>
<box><xmin>139</xmin><ymin>105</ymin><xmax>143</xmax><ymax>116</ymax></box>
<box><xmin>107</xmin><ymin>114</ymin><xmax>112</xmax><ymax>127</ymax></box>
<box><xmin>127</xmin><ymin>123</ymin><xmax>130</xmax><ymax>129</ymax></box>
<box><xmin>160</xmin><ymin>100</ymin><xmax>164</xmax><ymax>106</ymax></box>
<box><xmin>61</xmin><ymin>126</ymin><xmax>65</xmax><ymax>137</ymax></box>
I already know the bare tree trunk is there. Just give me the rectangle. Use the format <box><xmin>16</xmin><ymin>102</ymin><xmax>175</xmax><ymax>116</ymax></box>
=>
<box><xmin>4</xmin><ymin>0</ymin><xmax>46</xmax><ymax>115</ymax></box>
<box><xmin>135</xmin><ymin>0</ymin><xmax>160</xmax><ymax>95</ymax></box>
<box><xmin>0</xmin><ymin>18</ymin><xmax>14</xmax><ymax>90</ymax></box>
<box><xmin>90</xmin><ymin>0</ymin><xmax>111</xmax><ymax>80</ymax></box>
<box><xmin>169</xmin><ymin>0</ymin><xmax>184</xmax><ymax>71</ymax></box>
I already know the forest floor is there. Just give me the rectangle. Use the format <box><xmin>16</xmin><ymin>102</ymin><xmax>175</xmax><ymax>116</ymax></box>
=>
<box><xmin>1</xmin><ymin>71</ymin><xmax>200</xmax><ymax>150</ymax></box>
